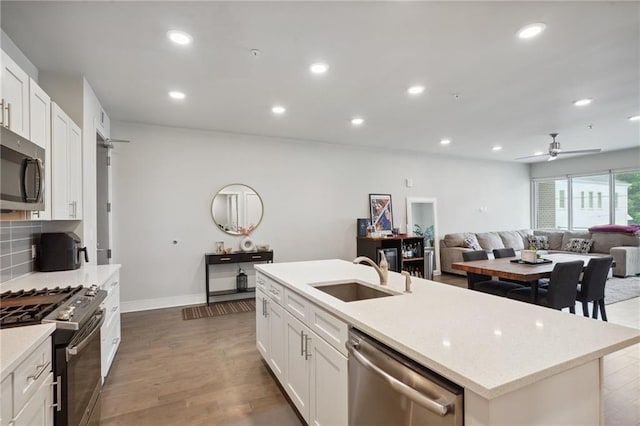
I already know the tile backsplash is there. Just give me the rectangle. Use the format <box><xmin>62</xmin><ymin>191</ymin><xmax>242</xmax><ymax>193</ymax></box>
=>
<box><xmin>0</xmin><ymin>221</ymin><xmax>42</xmax><ymax>283</ymax></box>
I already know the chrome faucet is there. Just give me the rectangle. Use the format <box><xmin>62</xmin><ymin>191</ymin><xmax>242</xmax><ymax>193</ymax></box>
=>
<box><xmin>401</xmin><ymin>271</ymin><xmax>412</xmax><ymax>293</ymax></box>
<box><xmin>353</xmin><ymin>255</ymin><xmax>388</xmax><ymax>286</ymax></box>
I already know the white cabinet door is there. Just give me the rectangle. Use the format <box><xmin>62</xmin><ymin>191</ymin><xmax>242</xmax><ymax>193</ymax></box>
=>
<box><xmin>13</xmin><ymin>372</ymin><xmax>53</xmax><ymax>426</ymax></box>
<box><xmin>0</xmin><ymin>375</ymin><xmax>12</xmax><ymax>426</ymax></box>
<box><xmin>51</xmin><ymin>102</ymin><xmax>82</xmax><ymax>220</ymax></box>
<box><xmin>68</xmin><ymin>121</ymin><xmax>82</xmax><ymax>219</ymax></box>
<box><xmin>1</xmin><ymin>50</ymin><xmax>30</xmax><ymax>138</ymax></box>
<box><xmin>267</xmin><ymin>300</ymin><xmax>286</xmax><ymax>382</ymax></box>
<box><xmin>51</xmin><ymin>103</ymin><xmax>70</xmax><ymax>220</ymax></box>
<box><xmin>309</xmin><ymin>334</ymin><xmax>348</xmax><ymax>426</ymax></box>
<box><xmin>29</xmin><ymin>79</ymin><xmax>51</xmax><ymax>220</ymax></box>
<box><xmin>256</xmin><ymin>289</ymin><xmax>270</xmax><ymax>359</ymax></box>
<box><xmin>284</xmin><ymin>312</ymin><xmax>310</xmax><ymax>422</ymax></box>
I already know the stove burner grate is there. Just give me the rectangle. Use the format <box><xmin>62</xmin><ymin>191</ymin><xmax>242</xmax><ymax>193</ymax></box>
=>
<box><xmin>0</xmin><ymin>286</ymin><xmax>83</xmax><ymax>328</ymax></box>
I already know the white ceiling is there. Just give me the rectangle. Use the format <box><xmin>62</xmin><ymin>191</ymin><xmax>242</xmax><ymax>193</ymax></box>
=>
<box><xmin>2</xmin><ymin>1</ymin><xmax>639</xmax><ymax>163</ymax></box>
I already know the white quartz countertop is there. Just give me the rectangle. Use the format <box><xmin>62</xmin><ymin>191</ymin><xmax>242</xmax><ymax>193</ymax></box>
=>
<box><xmin>0</xmin><ymin>324</ymin><xmax>56</xmax><ymax>380</ymax></box>
<box><xmin>256</xmin><ymin>259</ymin><xmax>640</xmax><ymax>399</ymax></box>
<box><xmin>0</xmin><ymin>264</ymin><xmax>121</xmax><ymax>293</ymax></box>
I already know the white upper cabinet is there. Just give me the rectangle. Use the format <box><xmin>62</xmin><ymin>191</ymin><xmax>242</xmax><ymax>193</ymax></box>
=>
<box><xmin>29</xmin><ymin>79</ymin><xmax>52</xmax><ymax>220</ymax></box>
<box><xmin>51</xmin><ymin>102</ymin><xmax>82</xmax><ymax>220</ymax></box>
<box><xmin>1</xmin><ymin>50</ymin><xmax>30</xmax><ymax>138</ymax></box>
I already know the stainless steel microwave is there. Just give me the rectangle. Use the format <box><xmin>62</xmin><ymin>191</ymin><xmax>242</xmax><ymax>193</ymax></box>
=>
<box><xmin>0</xmin><ymin>126</ymin><xmax>44</xmax><ymax>211</ymax></box>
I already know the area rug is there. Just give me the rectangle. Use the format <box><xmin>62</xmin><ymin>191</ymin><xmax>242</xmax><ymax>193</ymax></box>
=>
<box><xmin>182</xmin><ymin>299</ymin><xmax>256</xmax><ymax>320</ymax></box>
<box><xmin>605</xmin><ymin>276</ymin><xmax>640</xmax><ymax>305</ymax></box>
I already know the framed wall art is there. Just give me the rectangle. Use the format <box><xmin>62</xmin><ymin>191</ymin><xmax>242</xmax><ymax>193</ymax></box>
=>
<box><xmin>369</xmin><ymin>194</ymin><xmax>393</xmax><ymax>235</ymax></box>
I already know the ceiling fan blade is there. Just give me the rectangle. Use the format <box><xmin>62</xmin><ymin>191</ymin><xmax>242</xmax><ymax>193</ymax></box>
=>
<box><xmin>515</xmin><ymin>153</ymin><xmax>547</xmax><ymax>160</ymax></box>
<box><xmin>556</xmin><ymin>148</ymin><xmax>602</xmax><ymax>155</ymax></box>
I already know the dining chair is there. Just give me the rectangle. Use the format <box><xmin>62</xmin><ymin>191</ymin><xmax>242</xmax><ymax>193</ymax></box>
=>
<box><xmin>576</xmin><ymin>256</ymin><xmax>613</xmax><ymax>321</ymax></box>
<box><xmin>462</xmin><ymin>250</ymin><xmax>525</xmax><ymax>296</ymax></box>
<box><xmin>492</xmin><ymin>248</ymin><xmax>516</xmax><ymax>258</ymax></box>
<box><xmin>506</xmin><ymin>260</ymin><xmax>584</xmax><ymax>313</ymax></box>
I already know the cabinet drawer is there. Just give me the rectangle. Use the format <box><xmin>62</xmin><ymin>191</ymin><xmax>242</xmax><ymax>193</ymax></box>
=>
<box><xmin>266</xmin><ymin>279</ymin><xmax>284</xmax><ymax>303</ymax></box>
<box><xmin>13</xmin><ymin>338</ymin><xmax>51</xmax><ymax>415</ymax></box>
<box><xmin>256</xmin><ymin>272</ymin><xmax>267</xmax><ymax>291</ymax></box>
<box><xmin>13</xmin><ymin>372</ymin><xmax>53</xmax><ymax>426</ymax></box>
<box><xmin>102</xmin><ymin>284</ymin><xmax>120</xmax><ymax>327</ymax></box>
<box><xmin>309</xmin><ymin>306</ymin><xmax>348</xmax><ymax>356</ymax></box>
<box><xmin>101</xmin><ymin>273</ymin><xmax>120</xmax><ymax>294</ymax></box>
<box><xmin>284</xmin><ymin>289</ymin><xmax>311</xmax><ymax>324</ymax></box>
<box><xmin>207</xmin><ymin>253</ymin><xmax>242</xmax><ymax>264</ymax></box>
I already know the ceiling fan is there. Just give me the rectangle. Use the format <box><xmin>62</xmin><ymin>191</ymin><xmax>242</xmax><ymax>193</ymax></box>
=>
<box><xmin>516</xmin><ymin>133</ymin><xmax>602</xmax><ymax>161</ymax></box>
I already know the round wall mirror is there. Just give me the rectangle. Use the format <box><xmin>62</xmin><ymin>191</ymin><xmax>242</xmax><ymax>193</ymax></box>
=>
<box><xmin>211</xmin><ymin>184</ymin><xmax>264</xmax><ymax>235</ymax></box>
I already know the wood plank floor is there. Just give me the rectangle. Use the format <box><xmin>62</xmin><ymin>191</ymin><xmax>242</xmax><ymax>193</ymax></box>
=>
<box><xmin>101</xmin><ymin>274</ymin><xmax>639</xmax><ymax>425</ymax></box>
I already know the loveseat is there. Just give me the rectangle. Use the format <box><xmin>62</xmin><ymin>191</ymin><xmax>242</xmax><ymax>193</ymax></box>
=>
<box><xmin>440</xmin><ymin>229</ymin><xmax>640</xmax><ymax>278</ymax></box>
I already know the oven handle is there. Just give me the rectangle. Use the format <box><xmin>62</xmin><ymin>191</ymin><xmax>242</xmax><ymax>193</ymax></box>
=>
<box><xmin>346</xmin><ymin>340</ymin><xmax>451</xmax><ymax>417</ymax></box>
<box><xmin>66</xmin><ymin>310</ymin><xmax>105</xmax><ymax>361</ymax></box>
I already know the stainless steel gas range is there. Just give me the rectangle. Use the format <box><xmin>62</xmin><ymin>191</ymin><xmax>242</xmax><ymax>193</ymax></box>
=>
<box><xmin>0</xmin><ymin>285</ymin><xmax>107</xmax><ymax>426</ymax></box>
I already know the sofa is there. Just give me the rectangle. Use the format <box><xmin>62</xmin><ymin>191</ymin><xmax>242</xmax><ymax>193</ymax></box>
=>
<box><xmin>440</xmin><ymin>229</ymin><xmax>640</xmax><ymax>278</ymax></box>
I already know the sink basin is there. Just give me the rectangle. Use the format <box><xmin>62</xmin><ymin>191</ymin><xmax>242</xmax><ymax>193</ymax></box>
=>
<box><xmin>312</xmin><ymin>281</ymin><xmax>398</xmax><ymax>302</ymax></box>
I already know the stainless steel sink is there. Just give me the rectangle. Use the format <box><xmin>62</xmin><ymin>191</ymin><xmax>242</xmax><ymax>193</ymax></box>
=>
<box><xmin>313</xmin><ymin>281</ymin><xmax>397</xmax><ymax>302</ymax></box>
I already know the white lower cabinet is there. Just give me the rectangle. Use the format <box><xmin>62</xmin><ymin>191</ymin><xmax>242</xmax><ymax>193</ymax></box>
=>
<box><xmin>1</xmin><ymin>337</ymin><xmax>54</xmax><ymax>426</ymax></box>
<box><xmin>256</xmin><ymin>289</ymin><xmax>270</xmax><ymax>359</ymax></box>
<box><xmin>256</xmin><ymin>273</ymin><xmax>348</xmax><ymax>425</ymax></box>
<box><xmin>13</xmin><ymin>372</ymin><xmax>53</xmax><ymax>426</ymax></box>
<box><xmin>267</xmin><ymin>300</ymin><xmax>286</xmax><ymax>382</ymax></box>
<box><xmin>309</xmin><ymin>333</ymin><xmax>348</xmax><ymax>426</ymax></box>
<box><xmin>100</xmin><ymin>271</ymin><xmax>121</xmax><ymax>381</ymax></box>
<box><xmin>284</xmin><ymin>312</ymin><xmax>311</xmax><ymax>420</ymax></box>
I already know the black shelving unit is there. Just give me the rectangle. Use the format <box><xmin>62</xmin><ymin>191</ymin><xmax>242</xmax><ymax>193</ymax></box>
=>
<box><xmin>356</xmin><ymin>236</ymin><xmax>426</xmax><ymax>277</ymax></box>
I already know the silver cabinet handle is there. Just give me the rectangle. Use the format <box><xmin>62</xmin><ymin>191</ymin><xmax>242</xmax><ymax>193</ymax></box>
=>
<box><xmin>0</xmin><ymin>99</ymin><xmax>4</xmax><ymax>127</ymax></box>
<box><xmin>112</xmin><ymin>337</ymin><xmax>120</xmax><ymax>345</ymax></box>
<box><xmin>6</xmin><ymin>102</ymin><xmax>11</xmax><ymax>129</ymax></box>
<box><xmin>300</xmin><ymin>331</ymin><xmax>305</xmax><ymax>356</ymax></box>
<box><xmin>51</xmin><ymin>376</ymin><xmax>62</xmax><ymax>412</ymax></box>
<box><xmin>346</xmin><ymin>341</ymin><xmax>452</xmax><ymax>417</ymax></box>
<box><xmin>304</xmin><ymin>335</ymin><xmax>312</xmax><ymax>360</ymax></box>
<box><xmin>264</xmin><ymin>299</ymin><xmax>268</xmax><ymax>317</ymax></box>
<box><xmin>27</xmin><ymin>363</ymin><xmax>48</xmax><ymax>381</ymax></box>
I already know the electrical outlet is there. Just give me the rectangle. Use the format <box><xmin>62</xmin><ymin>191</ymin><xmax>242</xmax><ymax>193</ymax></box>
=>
<box><xmin>31</xmin><ymin>244</ymin><xmax>37</xmax><ymax>259</ymax></box>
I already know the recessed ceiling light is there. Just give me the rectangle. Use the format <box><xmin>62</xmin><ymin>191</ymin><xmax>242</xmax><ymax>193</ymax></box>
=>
<box><xmin>573</xmin><ymin>98</ymin><xmax>592</xmax><ymax>107</ymax></box>
<box><xmin>271</xmin><ymin>105</ymin><xmax>286</xmax><ymax>115</ymax></box>
<box><xmin>351</xmin><ymin>117</ymin><xmax>364</xmax><ymax>126</ymax></box>
<box><xmin>628</xmin><ymin>115</ymin><xmax>640</xmax><ymax>121</ymax></box>
<box><xmin>167</xmin><ymin>30</ymin><xmax>193</xmax><ymax>45</ymax></box>
<box><xmin>517</xmin><ymin>23</ymin><xmax>546</xmax><ymax>39</ymax></box>
<box><xmin>492</xmin><ymin>146</ymin><xmax>503</xmax><ymax>151</ymax></box>
<box><xmin>310</xmin><ymin>63</ymin><xmax>329</xmax><ymax>74</ymax></box>
<box><xmin>440</xmin><ymin>139</ymin><xmax>451</xmax><ymax>145</ymax></box>
<box><xmin>168</xmin><ymin>91</ymin><xmax>186</xmax><ymax>100</ymax></box>
<box><xmin>407</xmin><ymin>85</ymin><xmax>425</xmax><ymax>95</ymax></box>
<box><xmin>534</xmin><ymin>151</ymin><xmax>544</xmax><ymax>156</ymax></box>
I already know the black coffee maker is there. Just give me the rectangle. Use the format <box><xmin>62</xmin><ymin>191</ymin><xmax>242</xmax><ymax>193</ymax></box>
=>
<box><xmin>37</xmin><ymin>232</ymin><xmax>89</xmax><ymax>272</ymax></box>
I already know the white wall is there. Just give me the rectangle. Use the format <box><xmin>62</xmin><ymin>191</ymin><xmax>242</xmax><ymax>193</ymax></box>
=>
<box><xmin>530</xmin><ymin>147</ymin><xmax>640</xmax><ymax>179</ymax></box>
<box><xmin>111</xmin><ymin>121</ymin><xmax>531</xmax><ymax>311</ymax></box>
<box><xmin>1</xmin><ymin>29</ymin><xmax>38</xmax><ymax>81</ymax></box>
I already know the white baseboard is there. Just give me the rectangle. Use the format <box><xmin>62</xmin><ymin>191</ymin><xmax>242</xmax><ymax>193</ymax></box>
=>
<box><xmin>120</xmin><ymin>293</ymin><xmax>204</xmax><ymax>313</ymax></box>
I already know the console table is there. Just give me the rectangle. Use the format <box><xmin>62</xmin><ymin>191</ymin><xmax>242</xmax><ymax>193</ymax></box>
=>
<box><xmin>204</xmin><ymin>250</ymin><xmax>274</xmax><ymax>305</ymax></box>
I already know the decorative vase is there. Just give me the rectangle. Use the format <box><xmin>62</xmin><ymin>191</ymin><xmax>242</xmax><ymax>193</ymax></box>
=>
<box><xmin>240</xmin><ymin>236</ymin><xmax>255</xmax><ymax>252</ymax></box>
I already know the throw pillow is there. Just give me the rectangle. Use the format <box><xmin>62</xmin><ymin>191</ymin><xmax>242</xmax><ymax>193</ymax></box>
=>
<box><xmin>564</xmin><ymin>238</ymin><xmax>593</xmax><ymax>254</ymax></box>
<box><xmin>463</xmin><ymin>233</ymin><xmax>481</xmax><ymax>250</ymax></box>
<box><xmin>527</xmin><ymin>235</ymin><xmax>549</xmax><ymax>250</ymax></box>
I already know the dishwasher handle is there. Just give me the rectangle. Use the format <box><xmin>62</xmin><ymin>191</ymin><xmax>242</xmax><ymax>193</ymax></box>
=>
<box><xmin>346</xmin><ymin>340</ymin><xmax>452</xmax><ymax>417</ymax></box>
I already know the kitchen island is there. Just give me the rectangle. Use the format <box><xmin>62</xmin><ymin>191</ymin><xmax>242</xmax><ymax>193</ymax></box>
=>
<box><xmin>255</xmin><ymin>259</ymin><xmax>639</xmax><ymax>425</ymax></box>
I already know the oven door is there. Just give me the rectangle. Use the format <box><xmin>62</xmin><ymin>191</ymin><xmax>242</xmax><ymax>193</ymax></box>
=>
<box><xmin>60</xmin><ymin>310</ymin><xmax>105</xmax><ymax>426</ymax></box>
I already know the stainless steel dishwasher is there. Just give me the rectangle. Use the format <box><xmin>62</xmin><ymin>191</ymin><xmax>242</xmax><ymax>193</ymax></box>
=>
<box><xmin>347</xmin><ymin>329</ymin><xmax>464</xmax><ymax>426</ymax></box>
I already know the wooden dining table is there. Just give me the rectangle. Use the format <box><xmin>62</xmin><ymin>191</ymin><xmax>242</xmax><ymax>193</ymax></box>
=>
<box><xmin>451</xmin><ymin>253</ymin><xmax>612</xmax><ymax>303</ymax></box>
